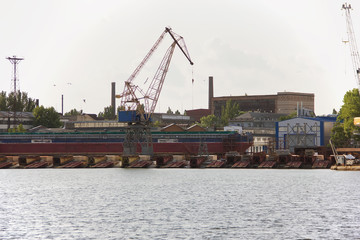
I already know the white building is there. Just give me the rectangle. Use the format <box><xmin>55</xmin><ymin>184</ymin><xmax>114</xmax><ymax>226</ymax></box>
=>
<box><xmin>229</xmin><ymin>112</ymin><xmax>286</xmax><ymax>153</ymax></box>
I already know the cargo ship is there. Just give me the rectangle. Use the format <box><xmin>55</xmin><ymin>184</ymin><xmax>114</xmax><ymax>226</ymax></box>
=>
<box><xmin>0</xmin><ymin>131</ymin><xmax>252</xmax><ymax>156</ymax></box>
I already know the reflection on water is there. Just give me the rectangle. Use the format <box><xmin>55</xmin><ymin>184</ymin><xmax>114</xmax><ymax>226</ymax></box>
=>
<box><xmin>1</xmin><ymin>169</ymin><xmax>360</xmax><ymax>239</ymax></box>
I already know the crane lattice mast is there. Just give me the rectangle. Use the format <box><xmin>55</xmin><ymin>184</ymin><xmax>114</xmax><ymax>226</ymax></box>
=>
<box><xmin>342</xmin><ymin>3</ymin><xmax>360</xmax><ymax>91</ymax></box>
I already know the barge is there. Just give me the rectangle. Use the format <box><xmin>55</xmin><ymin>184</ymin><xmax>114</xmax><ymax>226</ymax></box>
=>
<box><xmin>0</xmin><ymin>131</ymin><xmax>252</xmax><ymax>156</ymax></box>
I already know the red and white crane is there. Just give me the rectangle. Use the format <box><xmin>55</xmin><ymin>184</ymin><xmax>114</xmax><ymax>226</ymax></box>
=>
<box><xmin>118</xmin><ymin>27</ymin><xmax>193</xmax><ymax>156</ymax></box>
<box><xmin>119</xmin><ymin>27</ymin><xmax>193</xmax><ymax>124</ymax></box>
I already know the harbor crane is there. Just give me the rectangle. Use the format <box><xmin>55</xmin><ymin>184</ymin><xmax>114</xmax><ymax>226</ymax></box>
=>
<box><xmin>342</xmin><ymin>3</ymin><xmax>360</xmax><ymax>127</ymax></box>
<box><xmin>342</xmin><ymin>3</ymin><xmax>360</xmax><ymax>89</ymax></box>
<box><xmin>118</xmin><ymin>27</ymin><xmax>193</xmax><ymax>156</ymax></box>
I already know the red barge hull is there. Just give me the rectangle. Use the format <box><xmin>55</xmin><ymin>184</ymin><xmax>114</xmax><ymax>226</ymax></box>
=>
<box><xmin>0</xmin><ymin>142</ymin><xmax>252</xmax><ymax>155</ymax></box>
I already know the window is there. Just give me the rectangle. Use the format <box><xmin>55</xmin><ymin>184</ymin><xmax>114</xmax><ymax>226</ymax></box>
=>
<box><xmin>279</xmin><ymin>126</ymin><xmax>287</xmax><ymax>131</ymax></box>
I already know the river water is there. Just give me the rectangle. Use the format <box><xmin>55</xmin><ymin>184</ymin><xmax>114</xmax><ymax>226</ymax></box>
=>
<box><xmin>0</xmin><ymin>169</ymin><xmax>359</xmax><ymax>239</ymax></box>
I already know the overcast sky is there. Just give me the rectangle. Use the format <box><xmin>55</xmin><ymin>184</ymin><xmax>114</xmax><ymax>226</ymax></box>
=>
<box><xmin>0</xmin><ymin>0</ymin><xmax>358</xmax><ymax>116</ymax></box>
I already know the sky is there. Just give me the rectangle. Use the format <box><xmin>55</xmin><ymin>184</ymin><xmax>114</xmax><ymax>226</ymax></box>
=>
<box><xmin>0</xmin><ymin>0</ymin><xmax>358</xmax><ymax>116</ymax></box>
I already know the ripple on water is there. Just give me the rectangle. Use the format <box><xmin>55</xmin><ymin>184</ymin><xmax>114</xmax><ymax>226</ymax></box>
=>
<box><xmin>0</xmin><ymin>169</ymin><xmax>360</xmax><ymax>239</ymax></box>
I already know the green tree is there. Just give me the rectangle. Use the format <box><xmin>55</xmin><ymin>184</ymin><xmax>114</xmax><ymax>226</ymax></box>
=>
<box><xmin>166</xmin><ymin>107</ymin><xmax>173</xmax><ymax>114</ymax></box>
<box><xmin>199</xmin><ymin>114</ymin><xmax>218</xmax><ymax>128</ymax></box>
<box><xmin>98</xmin><ymin>105</ymin><xmax>115</xmax><ymax>120</ymax></box>
<box><xmin>175</xmin><ymin>110</ymin><xmax>180</xmax><ymax>115</ymax></box>
<box><xmin>337</xmin><ymin>89</ymin><xmax>360</xmax><ymax>135</ymax></box>
<box><xmin>6</xmin><ymin>91</ymin><xmax>36</xmax><ymax>112</ymax></box>
<box><xmin>0</xmin><ymin>91</ymin><xmax>7</xmax><ymax>111</ymax></box>
<box><xmin>220</xmin><ymin>100</ymin><xmax>239</xmax><ymax>126</ymax></box>
<box><xmin>279</xmin><ymin>111</ymin><xmax>298</xmax><ymax>121</ymax></box>
<box><xmin>65</xmin><ymin>108</ymin><xmax>83</xmax><ymax>116</ymax></box>
<box><xmin>151</xmin><ymin>120</ymin><xmax>161</xmax><ymax>128</ymax></box>
<box><xmin>332</xmin><ymin>108</ymin><xmax>338</xmax><ymax>115</ymax></box>
<box><xmin>331</xmin><ymin>88</ymin><xmax>360</xmax><ymax>147</ymax></box>
<box><xmin>33</xmin><ymin>106</ymin><xmax>61</xmax><ymax>128</ymax></box>
<box><xmin>8</xmin><ymin>124</ymin><xmax>26</xmax><ymax>133</ymax></box>
<box><xmin>331</xmin><ymin>122</ymin><xmax>349</xmax><ymax>147</ymax></box>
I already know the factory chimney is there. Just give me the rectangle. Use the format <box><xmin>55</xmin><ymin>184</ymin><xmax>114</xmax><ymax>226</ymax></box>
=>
<box><xmin>111</xmin><ymin>82</ymin><xmax>116</xmax><ymax>118</ymax></box>
<box><xmin>209</xmin><ymin>76</ymin><xmax>214</xmax><ymax>113</ymax></box>
<box><xmin>61</xmin><ymin>95</ymin><xmax>64</xmax><ymax>116</ymax></box>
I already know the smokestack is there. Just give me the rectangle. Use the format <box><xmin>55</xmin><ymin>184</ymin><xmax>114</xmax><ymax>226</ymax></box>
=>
<box><xmin>111</xmin><ymin>82</ymin><xmax>116</xmax><ymax>118</ymax></box>
<box><xmin>209</xmin><ymin>76</ymin><xmax>214</xmax><ymax>113</ymax></box>
<box><xmin>61</xmin><ymin>95</ymin><xmax>64</xmax><ymax>115</ymax></box>
<box><xmin>297</xmin><ymin>102</ymin><xmax>299</xmax><ymax>117</ymax></box>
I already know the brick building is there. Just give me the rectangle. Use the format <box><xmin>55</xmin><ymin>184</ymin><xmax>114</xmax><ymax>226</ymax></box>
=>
<box><xmin>211</xmin><ymin>91</ymin><xmax>314</xmax><ymax>117</ymax></box>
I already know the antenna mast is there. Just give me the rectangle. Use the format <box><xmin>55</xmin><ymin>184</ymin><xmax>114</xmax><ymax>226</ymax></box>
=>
<box><xmin>6</xmin><ymin>55</ymin><xmax>24</xmax><ymax>129</ymax></box>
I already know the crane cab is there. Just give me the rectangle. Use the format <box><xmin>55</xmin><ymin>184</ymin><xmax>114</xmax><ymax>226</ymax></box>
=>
<box><xmin>118</xmin><ymin>110</ymin><xmax>151</xmax><ymax>124</ymax></box>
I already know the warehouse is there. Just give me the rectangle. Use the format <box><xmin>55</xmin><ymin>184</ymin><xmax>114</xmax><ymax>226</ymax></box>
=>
<box><xmin>275</xmin><ymin>116</ymin><xmax>337</xmax><ymax>152</ymax></box>
<box><xmin>211</xmin><ymin>91</ymin><xmax>314</xmax><ymax>117</ymax></box>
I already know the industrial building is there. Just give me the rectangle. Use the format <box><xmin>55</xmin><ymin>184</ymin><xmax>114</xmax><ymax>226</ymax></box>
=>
<box><xmin>229</xmin><ymin>112</ymin><xmax>286</xmax><ymax>153</ymax></box>
<box><xmin>151</xmin><ymin>113</ymin><xmax>195</xmax><ymax>127</ymax></box>
<box><xmin>211</xmin><ymin>91</ymin><xmax>314</xmax><ymax>117</ymax></box>
<box><xmin>185</xmin><ymin>109</ymin><xmax>211</xmax><ymax>122</ymax></box>
<box><xmin>276</xmin><ymin>116</ymin><xmax>337</xmax><ymax>152</ymax></box>
<box><xmin>208</xmin><ymin>76</ymin><xmax>315</xmax><ymax>117</ymax></box>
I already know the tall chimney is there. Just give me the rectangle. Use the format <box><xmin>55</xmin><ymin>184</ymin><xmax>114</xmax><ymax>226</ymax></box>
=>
<box><xmin>111</xmin><ymin>82</ymin><xmax>116</xmax><ymax>118</ymax></box>
<box><xmin>61</xmin><ymin>95</ymin><xmax>64</xmax><ymax>115</ymax></box>
<box><xmin>209</xmin><ymin>76</ymin><xmax>214</xmax><ymax>113</ymax></box>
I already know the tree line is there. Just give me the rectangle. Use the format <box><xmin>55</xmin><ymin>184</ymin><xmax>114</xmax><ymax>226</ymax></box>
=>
<box><xmin>0</xmin><ymin>91</ymin><xmax>61</xmax><ymax>130</ymax></box>
<box><xmin>331</xmin><ymin>88</ymin><xmax>360</xmax><ymax>147</ymax></box>
<box><xmin>7</xmin><ymin>87</ymin><xmax>360</xmax><ymax>147</ymax></box>
<box><xmin>0</xmin><ymin>91</ymin><xmax>37</xmax><ymax>112</ymax></box>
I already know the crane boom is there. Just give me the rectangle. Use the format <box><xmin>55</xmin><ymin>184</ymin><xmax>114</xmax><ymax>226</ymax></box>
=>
<box><xmin>342</xmin><ymin>3</ymin><xmax>360</xmax><ymax>90</ymax></box>
<box><xmin>166</xmin><ymin>27</ymin><xmax>194</xmax><ymax>65</ymax></box>
<box><xmin>144</xmin><ymin>42</ymin><xmax>177</xmax><ymax>121</ymax></box>
<box><xmin>120</xmin><ymin>29</ymin><xmax>167</xmax><ymax>108</ymax></box>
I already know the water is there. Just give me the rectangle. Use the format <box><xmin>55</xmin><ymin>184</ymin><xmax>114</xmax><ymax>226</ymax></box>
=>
<box><xmin>1</xmin><ymin>169</ymin><xmax>360</xmax><ymax>239</ymax></box>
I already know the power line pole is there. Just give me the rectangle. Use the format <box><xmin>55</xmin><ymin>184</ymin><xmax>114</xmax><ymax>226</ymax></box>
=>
<box><xmin>6</xmin><ymin>56</ymin><xmax>24</xmax><ymax>129</ymax></box>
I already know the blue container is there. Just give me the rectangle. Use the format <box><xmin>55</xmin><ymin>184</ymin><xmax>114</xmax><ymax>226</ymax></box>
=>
<box><xmin>118</xmin><ymin>111</ymin><xmax>139</xmax><ymax>123</ymax></box>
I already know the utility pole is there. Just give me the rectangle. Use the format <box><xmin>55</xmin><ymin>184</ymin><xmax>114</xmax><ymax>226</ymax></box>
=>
<box><xmin>6</xmin><ymin>56</ymin><xmax>24</xmax><ymax>129</ymax></box>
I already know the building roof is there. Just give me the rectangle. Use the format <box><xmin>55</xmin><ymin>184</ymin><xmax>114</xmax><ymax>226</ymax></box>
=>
<box><xmin>161</xmin><ymin>123</ymin><xmax>185</xmax><ymax>132</ymax></box>
<box><xmin>232</xmin><ymin>112</ymin><xmax>286</xmax><ymax>121</ymax></box>
<box><xmin>185</xmin><ymin>109</ymin><xmax>211</xmax><ymax>122</ymax></box>
<box><xmin>279</xmin><ymin>116</ymin><xmax>337</xmax><ymax>123</ymax></box>
<box><xmin>28</xmin><ymin>125</ymin><xmax>75</xmax><ymax>133</ymax></box>
<box><xmin>0</xmin><ymin>111</ymin><xmax>34</xmax><ymax>118</ymax></box>
<box><xmin>151</xmin><ymin>113</ymin><xmax>193</xmax><ymax>124</ymax></box>
<box><xmin>214</xmin><ymin>91</ymin><xmax>314</xmax><ymax>100</ymax></box>
<box><xmin>186</xmin><ymin>124</ymin><xmax>205</xmax><ymax>132</ymax></box>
